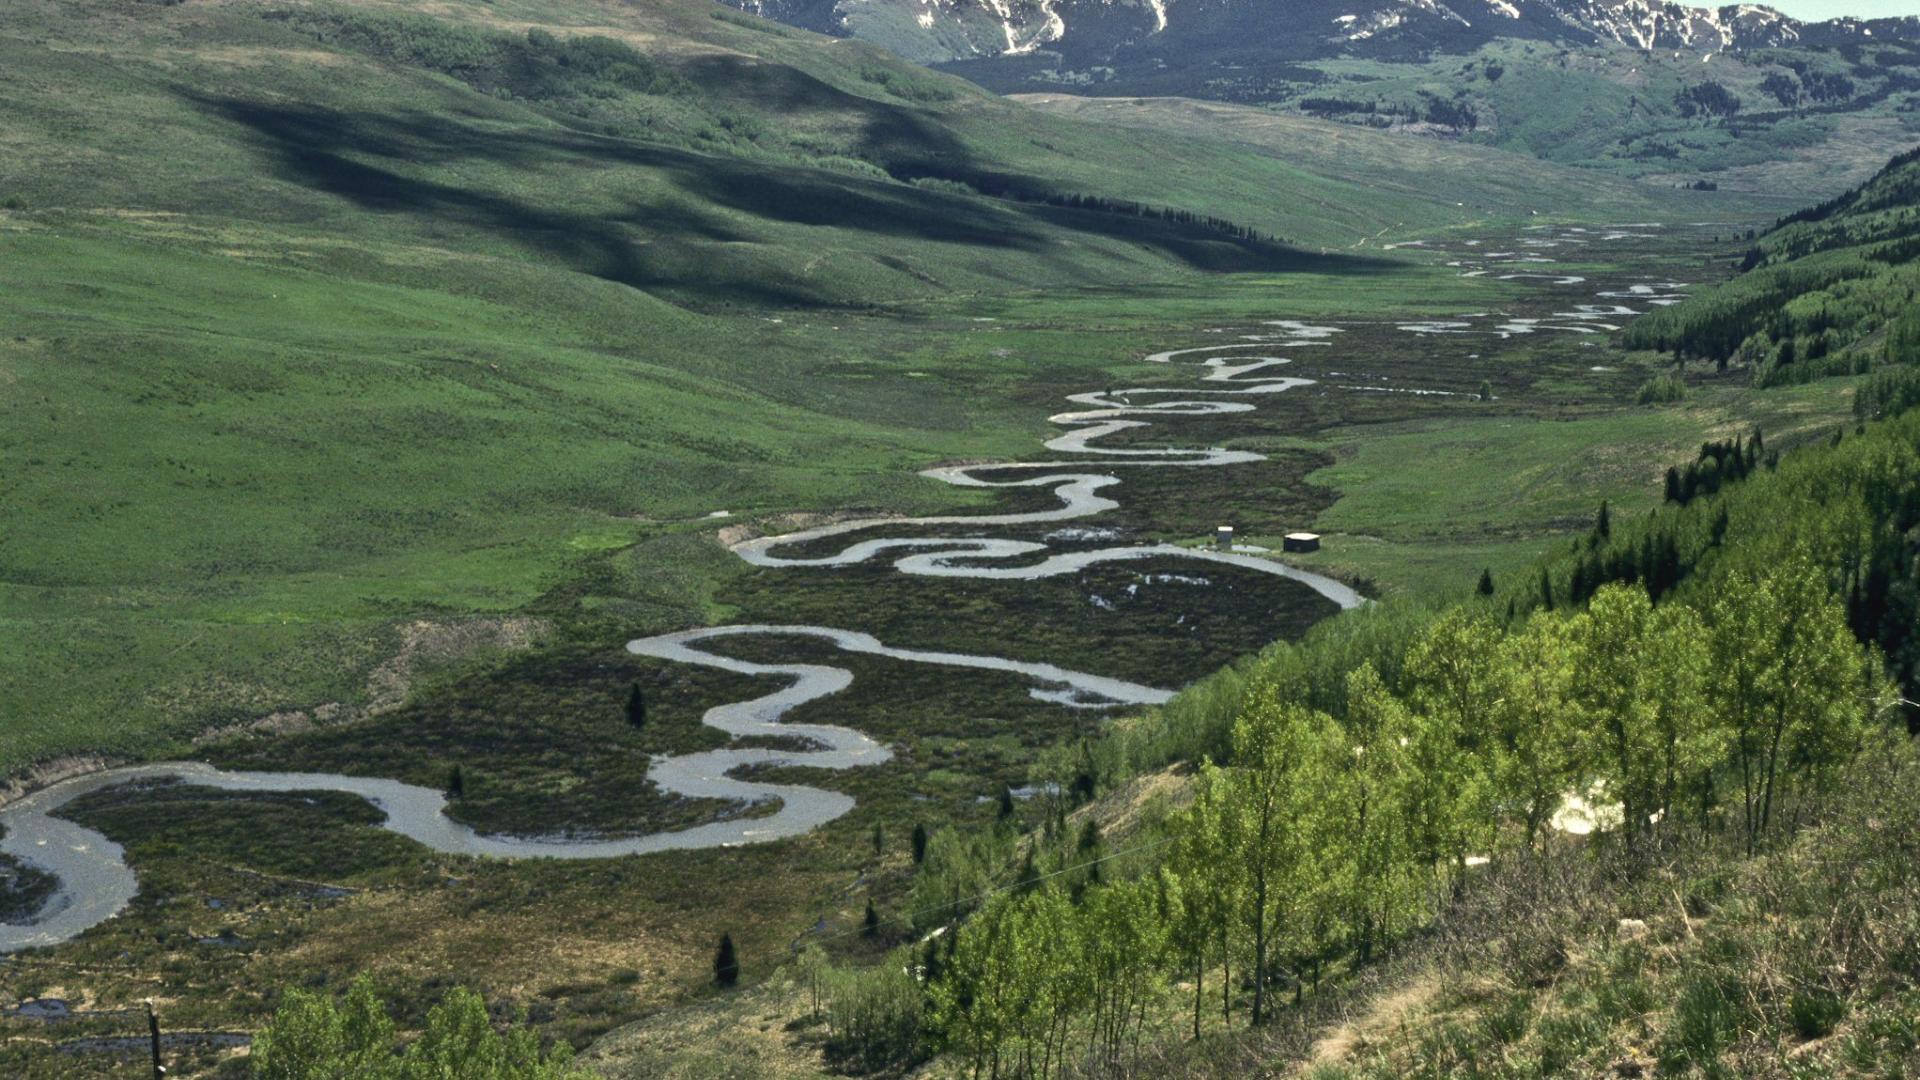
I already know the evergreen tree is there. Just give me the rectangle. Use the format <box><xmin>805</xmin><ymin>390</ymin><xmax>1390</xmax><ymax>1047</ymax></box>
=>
<box><xmin>1595</xmin><ymin>499</ymin><xmax>1612</xmax><ymax>540</ymax></box>
<box><xmin>863</xmin><ymin>898</ymin><xmax>880</xmax><ymax>937</ymax></box>
<box><xmin>1078</xmin><ymin>819</ymin><xmax>1104</xmax><ymax>887</ymax></box>
<box><xmin>997</xmin><ymin>786</ymin><xmax>1016</xmax><ymax>820</ymax></box>
<box><xmin>1539</xmin><ymin>567</ymin><xmax>1555</xmax><ymax>610</ymax></box>
<box><xmin>713</xmin><ymin>933</ymin><xmax>739</xmax><ymax>987</ymax></box>
<box><xmin>910</xmin><ymin>823</ymin><xmax>928</xmax><ymax>865</ymax></box>
<box><xmin>1476</xmin><ymin>568</ymin><xmax>1495</xmax><ymax>596</ymax></box>
<box><xmin>871</xmin><ymin>823</ymin><xmax>884</xmax><ymax>855</ymax></box>
<box><xmin>1015</xmin><ymin>849</ymin><xmax>1041</xmax><ymax>894</ymax></box>
<box><xmin>445</xmin><ymin>764</ymin><xmax>465</xmax><ymax>801</ymax></box>
<box><xmin>624</xmin><ymin>682</ymin><xmax>646</xmax><ymax>729</ymax></box>
<box><xmin>921</xmin><ymin>936</ymin><xmax>942</xmax><ymax>983</ymax></box>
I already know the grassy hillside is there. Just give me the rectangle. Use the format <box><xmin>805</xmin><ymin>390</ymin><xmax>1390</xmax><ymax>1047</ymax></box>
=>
<box><xmin>0</xmin><ymin>0</ymin><xmax>1742</xmax><ymax>772</ymax></box>
<box><xmin>0</xmin><ymin>0</ymin><xmax>1462</xmax><ymax>769</ymax></box>
<box><xmin>1012</xmin><ymin>93</ymin><xmax>1723</xmax><ymax>237</ymax></box>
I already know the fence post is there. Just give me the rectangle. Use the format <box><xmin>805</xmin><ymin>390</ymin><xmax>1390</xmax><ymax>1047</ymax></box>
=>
<box><xmin>146</xmin><ymin>999</ymin><xmax>165</xmax><ymax>1077</ymax></box>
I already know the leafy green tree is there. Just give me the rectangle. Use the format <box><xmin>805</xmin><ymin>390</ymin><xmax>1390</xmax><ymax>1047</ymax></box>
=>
<box><xmin>1571</xmin><ymin>586</ymin><xmax>1665</xmax><ymax>844</ymax></box>
<box><xmin>1402</xmin><ymin>610</ymin><xmax>1501</xmax><ymax>872</ymax></box>
<box><xmin>796</xmin><ymin>943</ymin><xmax>827</xmax><ymax>1021</ymax></box>
<box><xmin>930</xmin><ymin>893</ymin><xmax>1019</xmax><ymax>1077</ymax></box>
<box><xmin>1225</xmin><ymin>684</ymin><xmax>1342</xmax><ymax>1025</ymax></box>
<box><xmin>253</xmin><ymin>976</ymin><xmax>398</xmax><ymax>1080</ymax></box>
<box><xmin>1707</xmin><ymin>557</ymin><xmax>1867</xmax><ymax>848</ymax></box>
<box><xmin>1077</xmin><ymin>880</ymin><xmax>1166</xmax><ymax>1071</ymax></box>
<box><xmin>252</xmin><ymin>977</ymin><xmax>588</xmax><ymax>1080</ymax></box>
<box><xmin>1339</xmin><ymin>663</ymin><xmax>1424</xmax><ymax>958</ymax></box>
<box><xmin>1639</xmin><ymin>601</ymin><xmax>1713</xmax><ymax>827</ymax></box>
<box><xmin>1489</xmin><ymin>613</ymin><xmax>1584</xmax><ymax>849</ymax></box>
<box><xmin>909</xmin><ymin>826</ymin><xmax>1001</xmax><ymax>933</ymax></box>
<box><xmin>1166</xmin><ymin>760</ymin><xmax>1241</xmax><ymax>1032</ymax></box>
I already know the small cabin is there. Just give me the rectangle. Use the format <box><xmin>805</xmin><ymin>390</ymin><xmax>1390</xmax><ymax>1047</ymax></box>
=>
<box><xmin>1283</xmin><ymin>532</ymin><xmax>1321</xmax><ymax>553</ymax></box>
<box><xmin>1214</xmin><ymin>525</ymin><xmax>1234</xmax><ymax>549</ymax></box>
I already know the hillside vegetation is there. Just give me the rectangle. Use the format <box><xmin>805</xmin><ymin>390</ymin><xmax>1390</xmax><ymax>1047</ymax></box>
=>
<box><xmin>1624</xmin><ymin>145</ymin><xmax>1920</xmax><ymax>386</ymax></box>
<box><xmin>718</xmin><ymin>382</ymin><xmax>1920</xmax><ymax>1080</ymax></box>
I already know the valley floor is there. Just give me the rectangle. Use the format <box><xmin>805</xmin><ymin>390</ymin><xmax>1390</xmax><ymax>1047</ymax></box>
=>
<box><xmin>0</xmin><ymin>220</ymin><xmax>1870</xmax><ymax>1078</ymax></box>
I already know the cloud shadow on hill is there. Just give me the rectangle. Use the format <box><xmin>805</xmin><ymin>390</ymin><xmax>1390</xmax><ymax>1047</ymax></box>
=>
<box><xmin>192</xmin><ymin>92</ymin><xmax>1381</xmax><ymax>307</ymax></box>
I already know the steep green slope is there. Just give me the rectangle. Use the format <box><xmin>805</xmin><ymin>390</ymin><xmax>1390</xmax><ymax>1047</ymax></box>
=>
<box><xmin>1623</xmin><ymin>144</ymin><xmax>1920</xmax><ymax>384</ymax></box>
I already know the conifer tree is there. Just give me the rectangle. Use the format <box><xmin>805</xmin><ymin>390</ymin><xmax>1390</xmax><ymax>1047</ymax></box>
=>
<box><xmin>910</xmin><ymin>823</ymin><xmax>928</xmax><ymax>865</ymax></box>
<box><xmin>1476</xmin><ymin>568</ymin><xmax>1495</xmax><ymax>596</ymax></box>
<box><xmin>445</xmin><ymin>765</ymin><xmax>465</xmax><ymax>801</ymax></box>
<box><xmin>624</xmin><ymin>682</ymin><xmax>646</xmax><ymax>729</ymax></box>
<box><xmin>713</xmin><ymin>933</ymin><xmax>739</xmax><ymax>987</ymax></box>
<box><xmin>863</xmin><ymin>898</ymin><xmax>879</xmax><ymax>937</ymax></box>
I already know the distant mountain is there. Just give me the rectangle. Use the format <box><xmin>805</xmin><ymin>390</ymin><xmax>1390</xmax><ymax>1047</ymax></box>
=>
<box><xmin>724</xmin><ymin>0</ymin><xmax>1919</xmax><ymax>67</ymax></box>
<box><xmin>719</xmin><ymin>0</ymin><xmax>1920</xmax><ymax>188</ymax></box>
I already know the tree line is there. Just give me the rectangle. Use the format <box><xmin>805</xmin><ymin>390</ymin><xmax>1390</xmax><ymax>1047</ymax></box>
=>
<box><xmin>918</xmin><ymin>554</ymin><xmax>1875</xmax><ymax>1076</ymax></box>
<box><xmin>252</xmin><ymin>977</ymin><xmax>590</xmax><ymax>1079</ymax></box>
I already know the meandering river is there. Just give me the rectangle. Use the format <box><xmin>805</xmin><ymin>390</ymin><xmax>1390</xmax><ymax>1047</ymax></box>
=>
<box><xmin>0</xmin><ymin>227</ymin><xmax>1683</xmax><ymax>952</ymax></box>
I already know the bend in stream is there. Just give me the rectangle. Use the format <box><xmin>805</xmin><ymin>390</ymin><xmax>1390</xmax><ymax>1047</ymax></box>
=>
<box><xmin>0</xmin><ymin>627</ymin><xmax>1167</xmax><ymax>952</ymax></box>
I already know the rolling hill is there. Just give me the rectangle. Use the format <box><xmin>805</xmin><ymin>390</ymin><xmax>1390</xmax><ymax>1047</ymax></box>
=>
<box><xmin>0</xmin><ymin>0</ymin><xmax>1712</xmax><ymax>770</ymax></box>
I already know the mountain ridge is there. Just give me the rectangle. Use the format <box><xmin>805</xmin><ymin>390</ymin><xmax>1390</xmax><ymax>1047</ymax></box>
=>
<box><xmin>725</xmin><ymin>0</ymin><xmax>1920</xmax><ymax>66</ymax></box>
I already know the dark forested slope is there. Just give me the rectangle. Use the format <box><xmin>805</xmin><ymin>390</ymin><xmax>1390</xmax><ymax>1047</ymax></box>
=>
<box><xmin>1623</xmin><ymin>144</ymin><xmax>1920</xmax><ymax>385</ymax></box>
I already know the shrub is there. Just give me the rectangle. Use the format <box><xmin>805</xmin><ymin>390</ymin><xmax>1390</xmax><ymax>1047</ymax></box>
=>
<box><xmin>1636</xmin><ymin>372</ymin><xmax>1687</xmax><ymax>405</ymax></box>
<box><xmin>822</xmin><ymin>960</ymin><xmax>927</xmax><ymax>1071</ymax></box>
<box><xmin>1662</xmin><ymin>975</ymin><xmax>1739</xmax><ymax>1070</ymax></box>
<box><xmin>1790</xmin><ymin>987</ymin><xmax>1845</xmax><ymax>1039</ymax></box>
